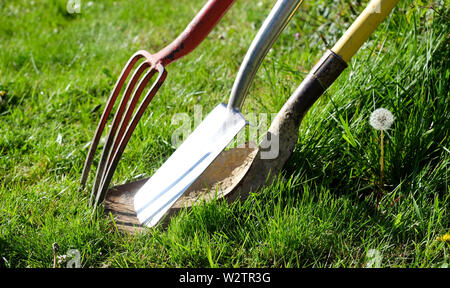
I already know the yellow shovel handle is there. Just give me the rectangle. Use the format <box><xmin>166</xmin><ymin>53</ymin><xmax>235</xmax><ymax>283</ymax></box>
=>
<box><xmin>331</xmin><ymin>0</ymin><xmax>400</xmax><ymax>62</ymax></box>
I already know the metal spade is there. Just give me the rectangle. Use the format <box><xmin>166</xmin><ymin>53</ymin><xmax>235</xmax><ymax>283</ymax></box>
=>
<box><xmin>133</xmin><ymin>0</ymin><xmax>304</xmax><ymax>227</ymax></box>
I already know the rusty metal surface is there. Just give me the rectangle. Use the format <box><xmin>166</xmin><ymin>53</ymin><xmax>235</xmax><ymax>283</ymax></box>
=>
<box><xmin>310</xmin><ymin>50</ymin><xmax>347</xmax><ymax>89</ymax></box>
<box><xmin>205</xmin><ymin>50</ymin><xmax>349</xmax><ymax>207</ymax></box>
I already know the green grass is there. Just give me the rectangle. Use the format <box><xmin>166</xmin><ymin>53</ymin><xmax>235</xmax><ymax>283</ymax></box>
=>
<box><xmin>0</xmin><ymin>0</ymin><xmax>449</xmax><ymax>268</ymax></box>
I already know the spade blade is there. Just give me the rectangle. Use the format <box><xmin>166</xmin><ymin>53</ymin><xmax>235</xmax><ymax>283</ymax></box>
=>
<box><xmin>134</xmin><ymin>103</ymin><xmax>246</xmax><ymax>227</ymax></box>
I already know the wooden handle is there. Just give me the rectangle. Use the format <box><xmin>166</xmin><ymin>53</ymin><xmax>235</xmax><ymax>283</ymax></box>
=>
<box><xmin>331</xmin><ymin>0</ymin><xmax>400</xmax><ymax>62</ymax></box>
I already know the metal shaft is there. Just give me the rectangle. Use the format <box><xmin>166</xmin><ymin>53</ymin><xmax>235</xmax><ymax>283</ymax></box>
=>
<box><xmin>227</xmin><ymin>0</ymin><xmax>303</xmax><ymax>110</ymax></box>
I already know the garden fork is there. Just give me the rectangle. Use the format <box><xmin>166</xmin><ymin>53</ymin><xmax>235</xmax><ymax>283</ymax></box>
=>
<box><xmin>80</xmin><ymin>0</ymin><xmax>236</xmax><ymax>208</ymax></box>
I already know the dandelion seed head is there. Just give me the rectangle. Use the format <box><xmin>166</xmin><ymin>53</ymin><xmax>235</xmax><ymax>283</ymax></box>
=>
<box><xmin>369</xmin><ymin>108</ymin><xmax>394</xmax><ymax>130</ymax></box>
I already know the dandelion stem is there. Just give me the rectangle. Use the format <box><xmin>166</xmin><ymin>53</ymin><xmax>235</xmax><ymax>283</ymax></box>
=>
<box><xmin>377</xmin><ymin>129</ymin><xmax>385</xmax><ymax>210</ymax></box>
<box><xmin>370</xmin><ymin>108</ymin><xmax>394</xmax><ymax>211</ymax></box>
<box><xmin>380</xmin><ymin>129</ymin><xmax>384</xmax><ymax>189</ymax></box>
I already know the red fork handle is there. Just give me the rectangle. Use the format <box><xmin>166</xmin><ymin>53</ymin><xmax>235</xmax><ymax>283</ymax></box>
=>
<box><xmin>153</xmin><ymin>0</ymin><xmax>236</xmax><ymax>66</ymax></box>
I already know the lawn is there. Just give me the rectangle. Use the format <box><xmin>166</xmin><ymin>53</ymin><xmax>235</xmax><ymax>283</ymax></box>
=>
<box><xmin>0</xmin><ymin>0</ymin><xmax>448</xmax><ymax>268</ymax></box>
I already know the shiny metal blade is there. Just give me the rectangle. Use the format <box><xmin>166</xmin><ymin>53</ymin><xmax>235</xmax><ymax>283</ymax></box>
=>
<box><xmin>134</xmin><ymin>103</ymin><xmax>246</xmax><ymax>227</ymax></box>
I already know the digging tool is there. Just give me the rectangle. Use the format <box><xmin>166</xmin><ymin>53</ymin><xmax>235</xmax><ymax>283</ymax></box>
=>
<box><xmin>182</xmin><ymin>0</ymin><xmax>401</xmax><ymax>206</ymax></box>
<box><xmin>132</xmin><ymin>0</ymin><xmax>304</xmax><ymax>228</ymax></box>
<box><xmin>101</xmin><ymin>0</ymin><xmax>398</xmax><ymax>232</ymax></box>
<box><xmin>80</xmin><ymin>0</ymin><xmax>237</xmax><ymax>207</ymax></box>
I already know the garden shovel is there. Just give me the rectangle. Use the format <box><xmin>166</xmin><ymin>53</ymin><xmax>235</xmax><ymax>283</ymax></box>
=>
<box><xmin>180</xmin><ymin>0</ymin><xmax>401</xmax><ymax>206</ymax></box>
<box><xmin>130</xmin><ymin>0</ymin><xmax>304</xmax><ymax>228</ymax></box>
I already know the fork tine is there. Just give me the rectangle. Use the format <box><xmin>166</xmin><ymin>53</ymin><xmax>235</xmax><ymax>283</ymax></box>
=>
<box><xmin>89</xmin><ymin>61</ymin><xmax>151</xmax><ymax>205</ymax></box>
<box><xmin>106</xmin><ymin>69</ymin><xmax>157</xmax><ymax>171</ymax></box>
<box><xmin>90</xmin><ymin>66</ymin><xmax>156</xmax><ymax>205</ymax></box>
<box><xmin>93</xmin><ymin>64</ymin><xmax>167</xmax><ymax>209</ymax></box>
<box><xmin>80</xmin><ymin>52</ymin><xmax>147</xmax><ymax>190</ymax></box>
